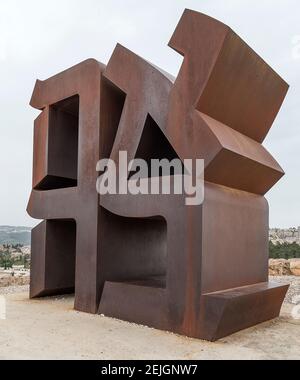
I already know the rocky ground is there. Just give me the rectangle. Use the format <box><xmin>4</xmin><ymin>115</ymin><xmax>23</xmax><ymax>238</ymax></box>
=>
<box><xmin>1</xmin><ymin>276</ymin><xmax>299</xmax><ymax>303</ymax></box>
<box><xmin>0</xmin><ymin>284</ymin><xmax>29</xmax><ymax>295</ymax></box>
<box><xmin>0</xmin><ymin>270</ymin><xmax>30</xmax><ymax>288</ymax></box>
<box><xmin>0</xmin><ymin>276</ymin><xmax>299</xmax><ymax>360</ymax></box>
<box><xmin>270</xmin><ymin>276</ymin><xmax>300</xmax><ymax>304</ymax></box>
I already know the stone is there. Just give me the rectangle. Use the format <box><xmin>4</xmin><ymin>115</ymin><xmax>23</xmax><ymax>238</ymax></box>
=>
<box><xmin>289</xmin><ymin>259</ymin><xmax>300</xmax><ymax>276</ymax></box>
<box><xmin>269</xmin><ymin>259</ymin><xmax>291</xmax><ymax>276</ymax></box>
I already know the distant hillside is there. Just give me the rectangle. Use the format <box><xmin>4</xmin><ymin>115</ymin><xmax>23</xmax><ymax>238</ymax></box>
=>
<box><xmin>0</xmin><ymin>226</ymin><xmax>31</xmax><ymax>246</ymax></box>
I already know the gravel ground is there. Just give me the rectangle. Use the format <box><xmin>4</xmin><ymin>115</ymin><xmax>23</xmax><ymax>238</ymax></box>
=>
<box><xmin>0</xmin><ymin>285</ymin><xmax>29</xmax><ymax>295</ymax></box>
<box><xmin>0</xmin><ymin>276</ymin><xmax>299</xmax><ymax>302</ymax></box>
<box><xmin>0</xmin><ymin>278</ymin><xmax>299</xmax><ymax>359</ymax></box>
<box><xmin>0</xmin><ymin>291</ymin><xmax>299</xmax><ymax>359</ymax></box>
<box><xmin>270</xmin><ymin>276</ymin><xmax>300</xmax><ymax>304</ymax></box>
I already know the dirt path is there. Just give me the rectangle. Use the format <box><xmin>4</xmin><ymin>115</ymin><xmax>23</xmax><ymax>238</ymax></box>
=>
<box><xmin>0</xmin><ymin>289</ymin><xmax>299</xmax><ymax>360</ymax></box>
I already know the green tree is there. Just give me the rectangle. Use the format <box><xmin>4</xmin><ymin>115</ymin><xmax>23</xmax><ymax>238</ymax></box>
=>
<box><xmin>269</xmin><ymin>241</ymin><xmax>300</xmax><ymax>259</ymax></box>
<box><xmin>0</xmin><ymin>250</ymin><xmax>13</xmax><ymax>269</ymax></box>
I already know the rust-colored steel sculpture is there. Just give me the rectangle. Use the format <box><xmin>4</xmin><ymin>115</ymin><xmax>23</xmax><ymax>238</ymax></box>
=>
<box><xmin>27</xmin><ymin>60</ymin><xmax>126</xmax><ymax>313</ymax></box>
<box><xmin>28</xmin><ymin>9</ymin><xmax>289</xmax><ymax>341</ymax></box>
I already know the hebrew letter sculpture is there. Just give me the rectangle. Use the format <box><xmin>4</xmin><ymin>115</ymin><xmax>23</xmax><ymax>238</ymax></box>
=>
<box><xmin>28</xmin><ymin>60</ymin><xmax>126</xmax><ymax>313</ymax></box>
<box><xmin>28</xmin><ymin>9</ymin><xmax>289</xmax><ymax>341</ymax></box>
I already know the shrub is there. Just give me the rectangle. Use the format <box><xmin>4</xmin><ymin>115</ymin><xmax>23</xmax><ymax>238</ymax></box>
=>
<box><xmin>269</xmin><ymin>241</ymin><xmax>300</xmax><ymax>259</ymax></box>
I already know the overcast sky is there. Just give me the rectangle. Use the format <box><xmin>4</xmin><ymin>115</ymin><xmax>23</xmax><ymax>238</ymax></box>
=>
<box><xmin>0</xmin><ymin>0</ymin><xmax>299</xmax><ymax>228</ymax></box>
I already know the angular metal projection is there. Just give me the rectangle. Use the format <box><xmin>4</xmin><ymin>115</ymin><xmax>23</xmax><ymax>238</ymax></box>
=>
<box><xmin>28</xmin><ymin>9</ymin><xmax>289</xmax><ymax>341</ymax></box>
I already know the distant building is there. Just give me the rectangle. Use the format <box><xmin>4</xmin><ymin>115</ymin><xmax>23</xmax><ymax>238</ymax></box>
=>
<box><xmin>21</xmin><ymin>246</ymin><xmax>31</xmax><ymax>255</ymax></box>
<box><xmin>269</xmin><ymin>227</ymin><xmax>300</xmax><ymax>245</ymax></box>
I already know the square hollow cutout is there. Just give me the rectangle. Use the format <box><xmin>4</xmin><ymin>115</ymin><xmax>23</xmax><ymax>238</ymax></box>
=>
<box><xmin>30</xmin><ymin>219</ymin><xmax>76</xmax><ymax>298</ymax></box>
<box><xmin>34</xmin><ymin>95</ymin><xmax>79</xmax><ymax>190</ymax></box>
<box><xmin>101</xmin><ymin>208</ymin><xmax>167</xmax><ymax>289</ymax></box>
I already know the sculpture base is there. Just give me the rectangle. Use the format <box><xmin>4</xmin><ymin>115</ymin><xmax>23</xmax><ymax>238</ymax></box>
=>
<box><xmin>199</xmin><ymin>282</ymin><xmax>289</xmax><ymax>341</ymax></box>
<box><xmin>98</xmin><ymin>279</ymin><xmax>168</xmax><ymax>330</ymax></box>
<box><xmin>98</xmin><ymin>281</ymin><xmax>289</xmax><ymax>341</ymax></box>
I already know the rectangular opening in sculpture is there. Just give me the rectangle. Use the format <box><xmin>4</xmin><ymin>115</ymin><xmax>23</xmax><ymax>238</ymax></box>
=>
<box><xmin>101</xmin><ymin>209</ymin><xmax>167</xmax><ymax>289</ymax></box>
<box><xmin>35</xmin><ymin>95</ymin><xmax>79</xmax><ymax>190</ymax></box>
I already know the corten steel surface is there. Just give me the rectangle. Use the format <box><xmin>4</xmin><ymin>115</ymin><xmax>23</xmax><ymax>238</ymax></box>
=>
<box><xmin>28</xmin><ymin>59</ymin><xmax>127</xmax><ymax>313</ymax></box>
<box><xmin>98</xmin><ymin>10</ymin><xmax>289</xmax><ymax>340</ymax></box>
<box><xmin>28</xmin><ymin>9</ymin><xmax>289</xmax><ymax>341</ymax></box>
